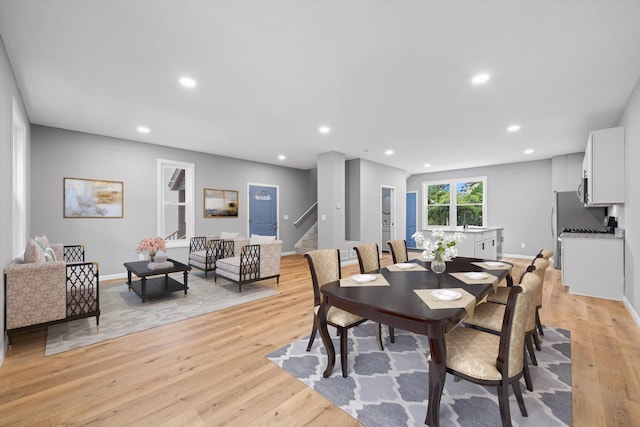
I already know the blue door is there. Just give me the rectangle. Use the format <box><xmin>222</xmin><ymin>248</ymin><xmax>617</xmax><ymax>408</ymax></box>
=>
<box><xmin>406</xmin><ymin>192</ymin><xmax>417</xmax><ymax>247</ymax></box>
<box><xmin>249</xmin><ymin>185</ymin><xmax>278</xmax><ymax>237</ymax></box>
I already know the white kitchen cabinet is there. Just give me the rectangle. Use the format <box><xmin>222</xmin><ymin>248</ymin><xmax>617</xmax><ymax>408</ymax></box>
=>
<box><xmin>582</xmin><ymin>126</ymin><xmax>625</xmax><ymax>206</ymax></box>
<box><xmin>561</xmin><ymin>235</ymin><xmax>624</xmax><ymax>300</ymax></box>
<box><xmin>428</xmin><ymin>228</ymin><xmax>500</xmax><ymax>259</ymax></box>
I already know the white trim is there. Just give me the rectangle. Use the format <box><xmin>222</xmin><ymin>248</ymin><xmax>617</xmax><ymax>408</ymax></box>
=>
<box><xmin>11</xmin><ymin>97</ymin><xmax>27</xmax><ymax>258</ymax></box>
<box><xmin>623</xmin><ymin>296</ymin><xmax>640</xmax><ymax>328</ymax></box>
<box><xmin>421</xmin><ymin>176</ymin><xmax>487</xmax><ymax>228</ymax></box>
<box><xmin>157</xmin><ymin>159</ymin><xmax>195</xmax><ymax>248</ymax></box>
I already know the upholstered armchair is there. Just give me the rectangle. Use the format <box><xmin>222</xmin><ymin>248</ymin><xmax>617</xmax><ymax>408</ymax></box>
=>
<box><xmin>188</xmin><ymin>237</ymin><xmax>235</xmax><ymax>278</ymax></box>
<box><xmin>214</xmin><ymin>240</ymin><xmax>282</xmax><ymax>292</ymax></box>
<box><xmin>4</xmin><ymin>240</ymin><xmax>99</xmax><ymax>345</ymax></box>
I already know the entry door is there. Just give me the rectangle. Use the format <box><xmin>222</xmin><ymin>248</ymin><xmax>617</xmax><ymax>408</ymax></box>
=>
<box><xmin>406</xmin><ymin>191</ymin><xmax>417</xmax><ymax>247</ymax></box>
<box><xmin>249</xmin><ymin>185</ymin><xmax>278</xmax><ymax>237</ymax></box>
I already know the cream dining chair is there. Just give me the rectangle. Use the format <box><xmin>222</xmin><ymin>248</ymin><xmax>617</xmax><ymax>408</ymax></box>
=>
<box><xmin>387</xmin><ymin>239</ymin><xmax>408</xmax><ymax>263</ymax></box>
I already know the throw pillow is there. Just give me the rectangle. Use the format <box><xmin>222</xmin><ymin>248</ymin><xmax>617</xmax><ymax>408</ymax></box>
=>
<box><xmin>34</xmin><ymin>235</ymin><xmax>57</xmax><ymax>262</ymax></box>
<box><xmin>23</xmin><ymin>238</ymin><xmax>46</xmax><ymax>263</ymax></box>
<box><xmin>220</xmin><ymin>231</ymin><xmax>240</xmax><ymax>239</ymax></box>
<box><xmin>250</xmin><ymin>234</ymin><xmax>276</xmax><ymax>245</ymax></box>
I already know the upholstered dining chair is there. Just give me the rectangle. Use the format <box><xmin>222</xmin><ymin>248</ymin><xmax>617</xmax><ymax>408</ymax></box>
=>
<box><xmin>463</xmin><ymin>272</ymin><xmax>543</xmax><ymax>391</ymax></box>
<box><xmin>387</xmin><ymin>239</ymin><xmax>408</xmax><ymax>264</ymax></box>
<box><xmin>305</xmin><ymin>249</ymin><xmax>368</xmax><ymax>378</ymax></box>
<box><xmin>529</xmin><ymin>257</ymin><xmax>550</xmax><ymax>339</ymax></box>
<box><xmin>353</xmin><ymin>243</ymin><xmax>393</xmax><ymax>350</ymax></box>
<box><xmin>444</xmin><ymin>285</ymin><xmax>534</xmax><ymax>427</ymax></box>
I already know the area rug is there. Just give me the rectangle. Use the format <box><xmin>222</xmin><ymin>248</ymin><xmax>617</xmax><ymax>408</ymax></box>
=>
<box><xmin>267</xmin><ymin>322</ymin><xmax>572</xmax><ymax>427</ymax></box>
<box><xmin>46</xmin><ymin>273</ymin><xmax>278</xmax><ymax>356</ymax></box>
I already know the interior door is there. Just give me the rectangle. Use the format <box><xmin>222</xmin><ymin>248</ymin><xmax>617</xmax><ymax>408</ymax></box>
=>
<box><xmin>249</xmin><ymin>185</ymin><xmax>278</xmax><ymax>237</ymax></box>
<box><xmin>406</xmin><ymin>191</ymin><xmax>417</xmax><ymax>247</ymax></box>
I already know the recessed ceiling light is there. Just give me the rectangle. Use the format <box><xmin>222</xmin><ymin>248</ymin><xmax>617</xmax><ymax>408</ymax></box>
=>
<box><xmin>507</xmin><ymin>124</ymin><xmax>521</xmax><ymax>132</ymax></box>
<box><xmin>137</xmin><ymin>126</ymin><xmax>150</xmax><ymax>134</ymax></box>
<box><xmin>524</xmin><ymin>149</ymin><xmax>534</xmax><ymax>154</ymax></box>
<box><xmin>318</xmin><ymin>126</ymin><xmax>331</xmax><ymax>135</ymax></box>
<box><xmin>424</xmin><ymin>163</ymin><xmax>431</xmax><ymax>168</ymax></box>
<box><xmin>471</xmin><ymin>73</ymin><xmax>490</xmax><ymax>85</ymax></box>
<box><xmin>278</xmin><ymin>155</ymin><xmax>286</xmax><ymax>161</ymax></box>
<box><xmin>179</xmin><ymin>76</ymin><xmax>197</xmax><ymax>88</ymax></box>
<box><xmin>385</xmin><ymin>149</ymin><xmax>394</xmax><ymax>156</ymax></box>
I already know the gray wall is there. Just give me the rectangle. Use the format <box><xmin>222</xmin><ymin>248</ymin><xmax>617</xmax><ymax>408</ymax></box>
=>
<box><xmin>407</xmin><ymin>159</ymin><xmax>553</xmax><ymax>257</ymax></box>
<box><xmin>0</xmin><ymin>35</ymin><xmax>31</xmax><ymax>365</ymax></box>
<box><xmin>620</xmin><ymin>74</ymin><xmax>640</xmax><ymax>322</ymax></box>
<box><xmin>30</xmin><ymin>125</ymin><xmax>314</xmax><ymax>276</ymax></box>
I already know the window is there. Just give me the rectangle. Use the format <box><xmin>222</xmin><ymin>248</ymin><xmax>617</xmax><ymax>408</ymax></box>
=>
<box><xmin>12</xmin><ymin>98</ymin><xmax>27</xmax><ymax>257</ymax></box>
<box><xmin>422</xmin><ymin>177</ymin><xmax>486</xmax><ymax>228</ymax></box>
<box><xmin>157</xmin><ymin>159</ymin><xmax>194</xmax><ymax>248</ymax></box>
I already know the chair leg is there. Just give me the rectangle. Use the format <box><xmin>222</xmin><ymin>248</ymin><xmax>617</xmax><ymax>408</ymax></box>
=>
<box><xmin>536</xmin><ymin>309</ymin><xmax>544</xmax><ymax>336</ymax></box>
<box><xmin>389</xmin><ymin>326</ymin><xmax>395</xmax><ymax>343</ymax></box>
<box><xmin>376</xmin><ymin>323</ymin><xmax>384</xmax><ymax>351</ymax></box>
<box><xmin>306</xmin><ymin>318</ymin><xmax>318</xmax><ymax>351</ymax></box>
<box><xmin>497</xmin><ymin>384</ymin><xmax>513</xmax><ymax>427</ymax></box>
<box><xmin>512</xmin><ymin>380</ymin><xmax>528</xmax><ymax>417</ymax></box>
<box><xmin>340</xmin><ymin>327</ymin><xmax>349</xmax><ymax>378</ymax></box>
<box><xmin>525</xmin><ymin>333</ymin><xmax>538</xmax><ymax>366</ymax></box>
<box><xmin>522</xmin><ymin>350</ymin><xmax>533</xmax><ymax>392</ymax></box>
<box><xmin>533</xmin><ymin>329</ymin><xmax>542</xmax><ymax>351</ymax></box>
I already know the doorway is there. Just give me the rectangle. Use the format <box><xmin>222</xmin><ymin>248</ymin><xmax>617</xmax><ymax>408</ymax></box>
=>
<box><xmin>248</xmin><ymin>184</ymin><xmax>278</xmax><ymax>237</ymax></box>
<box><xmin>381</xmin><ymin>186</ymin><xmax>395</xmax><ymax>253</ymax></box>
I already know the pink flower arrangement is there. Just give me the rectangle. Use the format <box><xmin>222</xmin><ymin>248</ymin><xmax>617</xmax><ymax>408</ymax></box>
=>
<box><xmin>136</xmin><ymin>237</ymin><xmax>166</xmax><ymax>254</ymax></box>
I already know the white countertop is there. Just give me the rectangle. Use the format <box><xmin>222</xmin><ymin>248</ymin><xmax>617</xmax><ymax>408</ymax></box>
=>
<box><xmin>560</xmin><ymin>230</ymin><xmax>624</xmax><ymax>239</ymax></box>
<box><xmin>423</xmin><ymin>226</ymin><xmax>503</xmax><ymax>234</ymax></box>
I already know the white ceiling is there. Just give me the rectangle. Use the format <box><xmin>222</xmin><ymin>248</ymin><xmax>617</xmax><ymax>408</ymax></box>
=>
<box><xmin>2</xmin><ymin>0</ymin><xmax>640</xmax><ymax>175</ymax></box>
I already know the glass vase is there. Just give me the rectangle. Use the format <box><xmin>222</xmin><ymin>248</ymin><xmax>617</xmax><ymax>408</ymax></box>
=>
<box><xmin>149</xmin><ymin>252</ymin><xmax>156</xmax><ymax>262</ymax></box>
<box><xmin>431</xmin><ymin>252</ymin><xmax>446</xmax><ymax>274</ymax></box>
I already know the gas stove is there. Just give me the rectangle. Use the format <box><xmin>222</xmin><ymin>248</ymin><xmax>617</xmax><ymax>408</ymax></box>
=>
<box><xmin>561</xmin><ymin>227</ymin><xmax>612</xmax><ymax>234</ymax></box>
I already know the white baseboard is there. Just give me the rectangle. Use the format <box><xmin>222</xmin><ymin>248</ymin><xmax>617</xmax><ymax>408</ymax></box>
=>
<box><xmin>623</xmin><ymin>296</ymin><xmax>640</xmax><ymax>328</ymax></box>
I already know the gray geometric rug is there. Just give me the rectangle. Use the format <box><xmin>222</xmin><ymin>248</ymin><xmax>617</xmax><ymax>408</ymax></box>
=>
<box><xmin>46</xmin><ymin>273</ymin><xmax>278</xmax><ymax>356</ymax></box>
<box><xmin>267</xmin><ymin>322</ymin><xmax>572</xmax><ymax>426</ymax></box>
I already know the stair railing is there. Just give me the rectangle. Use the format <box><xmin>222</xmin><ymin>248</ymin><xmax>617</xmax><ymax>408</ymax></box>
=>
<box><xmin>293</xmin><ymin>201</ymin><xmax>317</xmax><ymax>226</ymax></box>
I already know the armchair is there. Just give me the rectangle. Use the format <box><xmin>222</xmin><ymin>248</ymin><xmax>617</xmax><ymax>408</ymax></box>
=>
<box><xmin>214</xmin><ymin>240</ymin><xmax>282</xmax><ymax>292</ymax></box>
<box><xmin>4</xmin><ymin>242</ymin><xmax>99</xmax><ymax>345</ymax></box>
<box><xmin>188</xmin><ymin>237</ymin><xmax>234</xmax><ymax>278</ymax></box>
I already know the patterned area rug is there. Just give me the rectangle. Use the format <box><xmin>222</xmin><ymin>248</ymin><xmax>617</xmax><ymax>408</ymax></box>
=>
<box><xmin>267</xmin><ymin>322</ymin><xmax>572</xmax><ymax>426</ymax></box>
<box><xmin>46</xmin><ymin>273</ymin><xmax>278</xmax><ymax>356</ymax></box>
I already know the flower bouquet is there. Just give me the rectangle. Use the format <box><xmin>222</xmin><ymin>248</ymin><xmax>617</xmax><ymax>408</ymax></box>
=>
<box><xmin>136</xmin><ymin>237</ymin><xmax>166</xmax><ymax>262</ymax></box>
<box><xmin>412</xmin><ymin>229</ymin><xmax>465</xmax><ymax>273</ymax></box>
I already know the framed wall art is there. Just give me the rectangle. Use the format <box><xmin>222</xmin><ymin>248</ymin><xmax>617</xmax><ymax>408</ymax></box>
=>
<box><xmin>64</xmin><ymin>177</ymin><xmax>124</xmax><ymax>218</ymax></box>
<box><xmin>204</xmin><ymin>188</ymin><xmax>238</xmax><ymax>217</ymax></box>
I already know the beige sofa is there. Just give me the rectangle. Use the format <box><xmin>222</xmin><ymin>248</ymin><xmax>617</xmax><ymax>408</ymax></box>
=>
<box><xmin>214</xmin><ymin>240</ymin><xmax>282</xmax><ymax>292</ymax></box>
<box><xmin>3</xmin><ymin>241</ymin><xmax>99</xmax><ymax>345</ymax></box>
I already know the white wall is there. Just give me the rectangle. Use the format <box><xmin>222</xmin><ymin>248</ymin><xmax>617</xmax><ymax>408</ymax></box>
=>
<box><xmin>621</xmin><ymin>75</ymin><xmax>640</xmax><ymax>322</ymax></box>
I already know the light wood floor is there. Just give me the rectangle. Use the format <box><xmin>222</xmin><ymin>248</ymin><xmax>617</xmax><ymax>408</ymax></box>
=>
<box><xmin>1</xmin><ymin>254</ymin><xmax>639</xmax><ymax>426</ymax></box>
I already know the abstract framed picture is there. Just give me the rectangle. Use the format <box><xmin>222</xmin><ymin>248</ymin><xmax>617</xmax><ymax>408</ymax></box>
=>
<box><xmin>204</xmin><ymin>188</ymin><xmax>238</xmax><ymax>217</ymax></box>
<box><xmin>64</xmin><ymin>177</ymin><xmax>124</xmax><ymax>218</ymax></box>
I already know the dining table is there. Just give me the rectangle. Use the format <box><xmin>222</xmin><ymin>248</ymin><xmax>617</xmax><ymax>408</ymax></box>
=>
<box><xmin>317</xmin><ymin>255</ymin><xmax>514</xmax><ymax>427</ymax></box>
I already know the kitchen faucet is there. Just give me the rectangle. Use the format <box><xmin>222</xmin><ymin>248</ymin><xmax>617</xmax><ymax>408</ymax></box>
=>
<box><xmin>463</xmin><ymin>211</ymin><xmax>474</xmax><ymax>229</ymax></box>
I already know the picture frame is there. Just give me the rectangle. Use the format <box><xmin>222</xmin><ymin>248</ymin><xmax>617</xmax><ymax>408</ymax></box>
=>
<box><xmin>204</xmin><ymin>188</ymin><xmax>239</xmax><ymax>217</ymax></box>
<box><xmin>64</xmin><ymin>177</ymin><xmax>124</xmax><ymax>218</ymax></box>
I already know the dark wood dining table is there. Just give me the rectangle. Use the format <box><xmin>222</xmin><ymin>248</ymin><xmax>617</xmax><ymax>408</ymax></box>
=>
<box><xmin>317</xmin><ymin>255</ymin><xmax>514</xmax><ymax>427</ymax></box>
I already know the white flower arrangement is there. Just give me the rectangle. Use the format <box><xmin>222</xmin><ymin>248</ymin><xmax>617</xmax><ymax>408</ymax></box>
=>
<box><xmin>412</xmin><ymin>229</ymin><xmax>466</xmax><ymax>261</ymax></box>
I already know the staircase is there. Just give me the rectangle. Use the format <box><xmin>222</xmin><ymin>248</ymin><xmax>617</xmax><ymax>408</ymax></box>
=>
<box><xmin>295</xmin><ymin>223</ymin><xmax>318</xmax><ymax>255</ymax></box>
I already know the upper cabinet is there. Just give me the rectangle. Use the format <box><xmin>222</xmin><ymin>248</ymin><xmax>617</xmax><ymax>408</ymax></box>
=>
<box><xmin>581</xmin><ymin>126</ymin><xmax>625</xmax><ymax>206</ymax></box>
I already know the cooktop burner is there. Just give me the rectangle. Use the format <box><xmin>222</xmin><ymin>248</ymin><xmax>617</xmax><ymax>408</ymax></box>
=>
<box><xmin>562</xmin><ymin>227</ymin><xmax>612</xmax><ymax>234</ymax></box>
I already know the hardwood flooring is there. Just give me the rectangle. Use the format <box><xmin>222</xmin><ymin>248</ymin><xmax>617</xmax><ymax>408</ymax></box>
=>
<box><xmin>1</xmin><ymin>254</ymin><xmax>639</xmax><ymax>426</ymax></box>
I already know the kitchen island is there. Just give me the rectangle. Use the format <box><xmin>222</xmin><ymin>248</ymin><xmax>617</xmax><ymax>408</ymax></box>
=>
<box><xmin>418</xmin><ymin>226</ymin><xmax>504</xmax><ymax>259</ymax></box>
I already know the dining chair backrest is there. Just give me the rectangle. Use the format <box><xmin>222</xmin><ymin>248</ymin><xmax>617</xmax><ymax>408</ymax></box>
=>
<box><xmin>353</xmin><ymin>243</ymin><xmax>381</xmax><ymax>274</ymax></box>
<box><xmin>500</xmin><ymin>285</ymin><xmax>536</xmax><ymax>379</ymax></box>
<box><xmin>518</xmin><ymin>272</ymin><xmax>542</xmax><ymax>332</ymax></box>
<box><xmin>387</xmin><ymin>240</ymin><xmax>408</xmax><ymax>263</ymax></box>
<box><xmin>305</xmin><ymin>249</ymin><xmax>341</xmax><ymax>308</ymax></box>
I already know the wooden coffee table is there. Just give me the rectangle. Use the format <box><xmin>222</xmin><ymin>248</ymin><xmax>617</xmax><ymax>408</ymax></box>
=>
<box><xmin>123</xmin><ymin>259</ymin><xmax>191</xmax><ymax>305</ymax></box>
